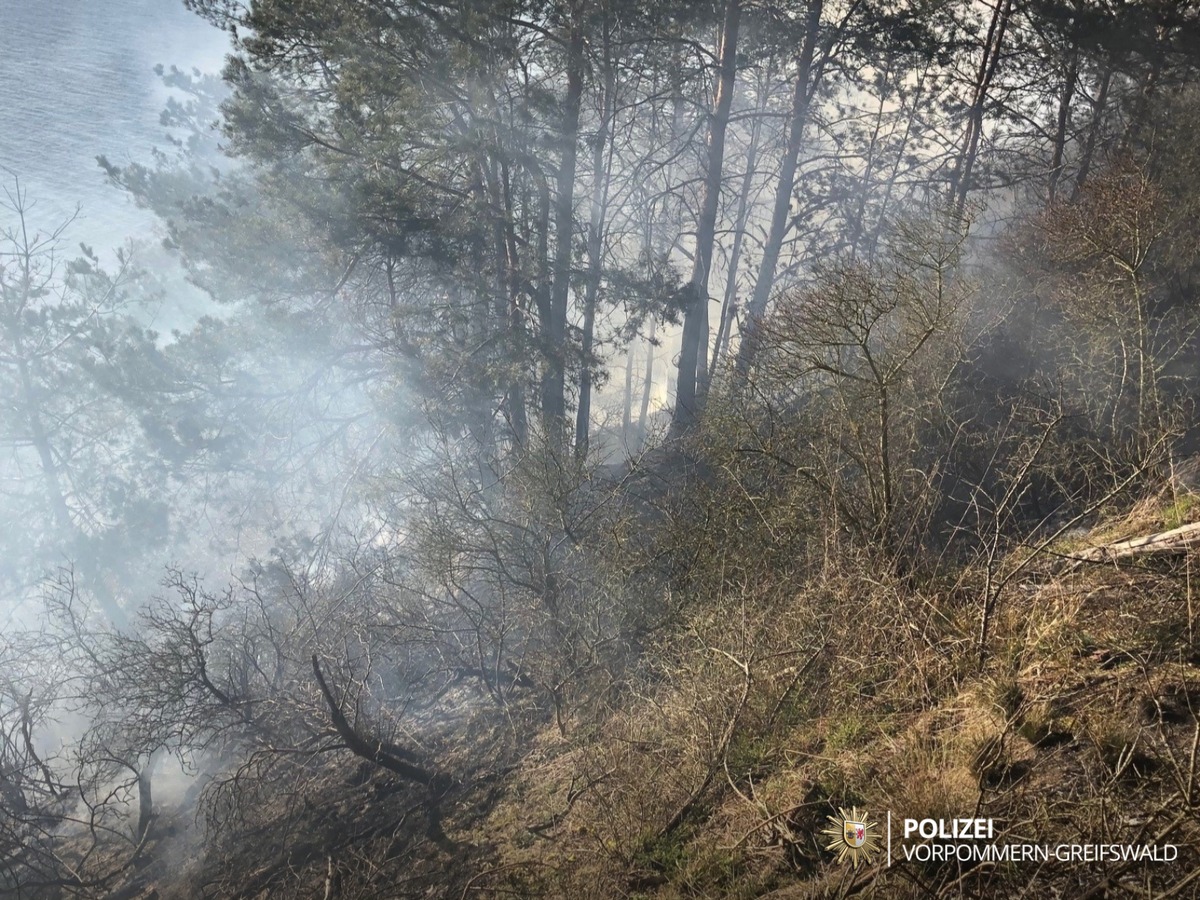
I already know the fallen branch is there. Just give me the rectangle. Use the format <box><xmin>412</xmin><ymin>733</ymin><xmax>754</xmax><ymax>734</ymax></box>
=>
<box><xmin>311</xmin><ymin>654</ymin><xmax>438</xmax><ymax>787</ymax></box>
<box><xmin>1068</xmin><ymin>521</ymin><xmax>1200</xmax><ymax>567</ymax></box>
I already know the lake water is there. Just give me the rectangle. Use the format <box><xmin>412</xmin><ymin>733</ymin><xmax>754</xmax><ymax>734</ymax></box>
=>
<box><xmin>0</xmin><ymin>0</ymin><xmax>228</xmax><ymax>250</ymax></box>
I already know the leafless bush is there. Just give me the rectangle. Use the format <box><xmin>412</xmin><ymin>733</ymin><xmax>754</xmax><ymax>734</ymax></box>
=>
<box><xmin>706</xmin><ymin>220</ymin><xmax>973</xmax><ymax>566</ymax></box>
<box><xmin>0</xmin><ymin>592</ymin><xmax>143</xmax><ymax>897</ymax></box>
<box><xmin>1028</xmin><ymin>157</ymin><xmax>1199</xmax><ymax>478</ymax></box>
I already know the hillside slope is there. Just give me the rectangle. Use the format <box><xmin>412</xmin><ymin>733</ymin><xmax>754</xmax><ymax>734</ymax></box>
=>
<box><xmin>105</xmin><ymin>491</ymin><xmax>1200</xmax><ymax>900</ymax></box>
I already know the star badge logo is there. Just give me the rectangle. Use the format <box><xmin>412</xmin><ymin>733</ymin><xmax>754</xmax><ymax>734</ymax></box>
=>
<box><xmin>822</xmin><ymin>806</ymin><xmax>880</xmax><ymax>867</ymax></box>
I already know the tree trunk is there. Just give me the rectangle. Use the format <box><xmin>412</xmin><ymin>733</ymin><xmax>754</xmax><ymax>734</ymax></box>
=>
<box><xmin>949</xmin><ymin>0</ymin><xmax>1014</xmax><ymax>218</ymax></box>
<box><xmin>865</xmin><ymin>62</ymin><xmax>931</xmax><ymax>262</ymax></box>
<box><xmin>733</xmin><ymin>0</ymin><xmax>823</xmax><ymax>383</ymax></box>
<box><xmin>576</xmin><ymin>17</ymin><xmax>615</xmax><ymax>460</ymax></box>
<box><xmin>485</xmin><ymin>157</ymin><xmax>529</xmax><ymax>446</ymax></box>
<box><xmin>848</xmin><ymin>61</ymin><xmax>890</xmax><ymax>257</ymax></box>
<box><xmin>710</xmin><ymin>57</ymin><xmax>772</xmax><ymax>379</ymax></box>
<box><xmin>1047</xmin><ymin>51</ymin><xmax>1078</xmax><ymax>206</ymax></box>
<box><xmin>16</xmin><ymin>353</ymin><xmax>73</xmax><ymax>538</ymax></box>
<box><xmin>622</xmin><ymin>340</ymin><xmax>636</xmax><ymax>445</ymax></box>
<box><xmin>544</xmin><ymin>3</ymin><xmax>586</xmax><ymax>444</ymax></box>
<box><xmin>637</xmin><ymin>319</ymin><xmax>658</xmax><ymax>448</ymax></box>
<box><xmin>137</xmin><ymin>749</ymin><xmax>162</xmax><ymax>841</ymax></box>
<box><xmin>1072</xmin><ymin>64</ymin><xmax>1111</xmax><ymax>201</ymax></box>
<box><xmin>1123</xmin><ymin>55</ymin><xmax>1163</xmax><ymax>151</ymax></box>
<box><xmin>13</xmin><ymin>330</ymin><xmax>123</xmax><ymax>624</ymax></box>
<box><xmin>670</xmin><ymin>0</ymin><xmax>741</xmax><ymax>434</ymax></box>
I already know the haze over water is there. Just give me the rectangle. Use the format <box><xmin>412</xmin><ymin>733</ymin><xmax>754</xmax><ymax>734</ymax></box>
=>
<box><xmin>0</xmin><ymin>0</ymin><xmax>227</xmax><ymax>251</ymax></box>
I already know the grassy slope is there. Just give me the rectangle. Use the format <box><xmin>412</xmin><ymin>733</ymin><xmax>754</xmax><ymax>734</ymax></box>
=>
<box><xmin>474</xmin><ymin>495</ymin><xmax>1200</xmax><ymax>899</ymax></box>
<box><xmin>113</xmin><ymin>494</ymin><xmax>1200</xmax><ymax>900</ymax></box>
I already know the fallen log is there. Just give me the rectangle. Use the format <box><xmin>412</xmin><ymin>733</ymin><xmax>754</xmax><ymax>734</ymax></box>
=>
<box><xmin>1068</xmin><ymin>521</ymin><xmax>1200</xmax><ymax>566</ymax></box>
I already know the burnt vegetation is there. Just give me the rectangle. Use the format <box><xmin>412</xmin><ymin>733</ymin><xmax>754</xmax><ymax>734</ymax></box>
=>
<box><xmin>6</xmin><ymin>0</ymin><xmax>1200</xmax><ymax>897</ymax></box>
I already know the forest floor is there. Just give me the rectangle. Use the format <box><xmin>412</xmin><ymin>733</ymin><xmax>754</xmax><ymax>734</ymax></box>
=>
<box><xmin>105</xmin><ymin>489</ymin><xmax>1200</xmax><ymax>900</ymax></box>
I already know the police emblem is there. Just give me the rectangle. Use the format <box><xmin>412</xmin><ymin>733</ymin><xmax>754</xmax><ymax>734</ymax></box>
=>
<box><xmin>822</xmin><ymin>806</ymin><xmax>880</xmax><ymax>866</ymax></box>
<box><xmin>844</xmin><ymin>819</ymin><xmax>867</xmax><ymax>848</ymax></box>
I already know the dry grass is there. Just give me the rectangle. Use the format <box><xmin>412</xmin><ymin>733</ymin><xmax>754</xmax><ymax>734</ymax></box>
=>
<box><xmin>87</xmin><ymin>483</ymin><xmax>1200</xmax><ymax>900</ymax></box>
<box><xmin>459</xmin><ymin>490</ymin><xmax>1200</xmax><ymax>899</ymax></box>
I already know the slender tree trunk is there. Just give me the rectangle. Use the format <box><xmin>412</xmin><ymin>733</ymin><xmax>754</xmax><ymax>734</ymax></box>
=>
<box><xmin>137</xmin><ymin>748</ymin><xmax>163</xmax><ymax>841</ymax></box>
<box><xmin>671</xmin><ymin>0</ymin><xmax>741</xmax><ymax>434</ymax></box>
<box><xmin>576</xmin><ymin>18</ymin><xmax>616</xmax><ymax>460</ymax></box>
<box><xmin>637</xmin><ymin>319</ymin><xmax>658</xmax><ymax>448</ymax></box>
<box><xmin>662</xmin><ymin>48</ymin><xmax>686</xmax><ymax>260</ymax></box>
<box><xmin>1047</xmin><ymin>51</ymin><xmax>1078</xmax><ymax>207</ymax></box>
<box><xmin>501</xmin><ymin>162</ymin><xmax>530</xmax><ymax>446</ymax></box>
<box><xmin>733</xmin><ymin>0</ymin><xmax>822</xmax><ymax>383</ymax></box>
<box><xmin>528</xmin><ymin>164</ymin><xmax>553</xmax><ymax>418</ymax></box>
<box><xmin>848</xmin><ymin>61</ymin><xmax>890</xmax><ymax>257</ymax></box>
<box><xmin>486</xmin><ymin>157</ymin><xmax>529</xmax><ymax>446</ymax></box>
<box><xmin>1072</xmin><ymin>64</ymin><xmax>1112</xmax><ymax>201</ymax></box>
<box><xmin>1123</xmin><ymin>55</ymin><xmax>1163</xmax><ymax>150</ymax></box>
<box><xmin>622</xmin><ymin>340</ymin><xmax>636</xmax><ymax>445</ymax></box>
<box><xmin>544</xmin><ymin>3</ymin><xmax>585</xmax><ymax>444</ymax></box>
<box><xmin>711</xmin><ymin>57</ymin><xmax>772</xmax><ymax>379</ymax></box>
<box><xmin>866</xmin><ymin>62</ymin><xmax>930</xmax><ymax>262</ymax></box>
<box><xmin>877</xmin><ymin>383</ymin><xmax>894</xmax><ymax>554</ymax></box>
<box><xmin>13</xmin><ymin>322</ymin><xmax>123</xmax><ymax>624</ymax></box>
<box><xmin>949</xmin><ymin>0</ymin><xmax>1014</xmax><ymax>218</ymax></box>
<box><xmin>16</xmin><ymin>355</ymin><xmax>72</xmax><ymax>537</ymax></box>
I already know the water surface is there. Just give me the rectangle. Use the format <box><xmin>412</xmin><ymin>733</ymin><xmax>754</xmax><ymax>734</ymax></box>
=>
<box><xmin>0</xmin><ymin>0</ymin><xmax>227</xmax><ymax>249</ymax></box>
